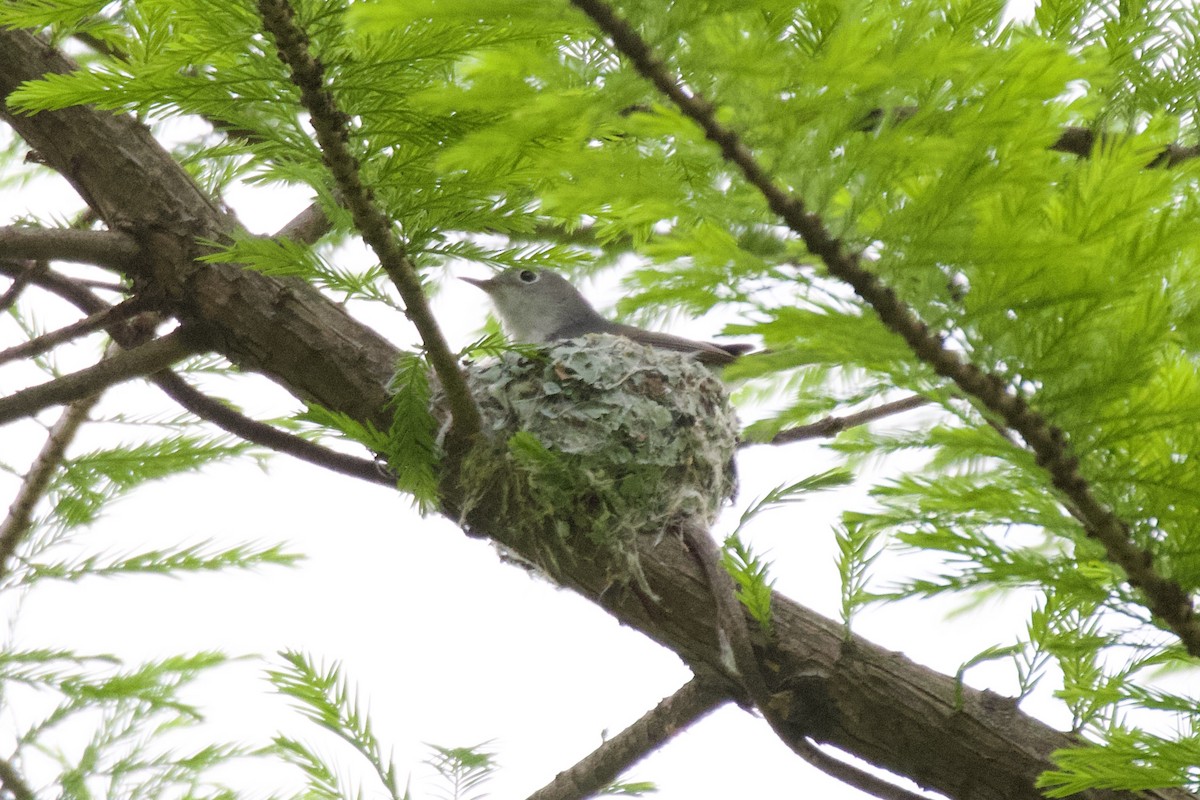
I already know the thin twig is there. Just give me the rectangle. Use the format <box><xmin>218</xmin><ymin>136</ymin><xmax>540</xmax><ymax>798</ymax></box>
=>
<box><xmin>276</xmin><ymin>203</ymin><xmax>332</xmax><ymax>246</ymax></box>
<box><xmin>0</xmin><ymin>261</ymin><xmax>388</xmax><ymax>484</ymax></box>
<box><xmin>741</xmin><ymin>395</ymin><xmax>931</xmax><ymax>448</ymax></box>
<box><xmin>152</xmin><ymin>372</ymin><xmax>392</xmax><ymax>486</ymax></box>
<box><xmin>525</xmin><ymin>678</ymin><xmax>726</xmax><ymax>800</ymax></box>
<box><xmin>0</xmin><ymin>260</ymin><xmax>40</xmax><ymax>313</ymax></box>
<box><xmin>0</xmin><ymin>226</ymin><xmax>139</xmax><ymax>269</ymax></box>
<box><xmin>0</xmin><ymin>378</ymin><xmax>102</xmax><ymax>583</ymax></box>
<box><xmin>0</xmin><ymin>755</ymin><xmax>35</xmax><ymax>800</ymax></box>
<box><xmin>569</xmin><ymin>0</ymin><xmax>1200</xmax><ymax>657</ymax></box>
<box><xmin>0</xmin><ymin>328</ymin><xmax>205</xmax><ymax>426</ymax></box>
<box><xmin>0</xmin><ymin>298</ymin><xmax>146</xmax><ymax>367</ymax></box>
<box><xmin>0</xmin><ymin>260</ymin><xmax>109</xmax><ymax>315</ymax></box>
<box><xmin>255</xmin><ymin>0</ymin><xmax>482</xmax><ymax>449</ymax></box>
<box><xmin>72</xmin><ymin>29</ymin><xmax>128</xmax><ymax>63</ymax></box>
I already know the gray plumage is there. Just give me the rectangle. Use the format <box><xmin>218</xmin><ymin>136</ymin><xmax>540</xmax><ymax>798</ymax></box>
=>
<box><xmin>462</xmin><ymin>268</ymin><xmax>751</xmax><ymax>365</ymax></box>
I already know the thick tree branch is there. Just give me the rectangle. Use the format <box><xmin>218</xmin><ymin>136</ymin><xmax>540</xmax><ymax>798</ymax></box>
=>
<box><xmin>0</xmin><ymin>328</ymin><xmax>206</xmax><ymax>426</ymax></box>
<box><xmin>255</xmin><ymin>0</ymin><xmax>482</xmax><ymax>448</ymax></box>
<box><xmin>0</xmin><ymin>226</ymin><xmax>139</xmax><ymax>269</ymax></box>
<box><xmin>526</xmin><ymin>677</ymin><xmax>726</xmax><ymax>800</ymax></box>
<box><xmin>2</xmin><ymin>31</ymin><xmax>399</xmax><ymax>429</ymax></box>
<box><xmin>568</xmin><ymin>0</ymin><xmax>1200</xmax><ymax>659</ymax></box>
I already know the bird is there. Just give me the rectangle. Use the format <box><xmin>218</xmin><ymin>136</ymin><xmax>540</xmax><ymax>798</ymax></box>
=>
<box><xmin>461</xmin><ymin>268</ymin><xmax>752</xmax><ymax>365</ymax></box>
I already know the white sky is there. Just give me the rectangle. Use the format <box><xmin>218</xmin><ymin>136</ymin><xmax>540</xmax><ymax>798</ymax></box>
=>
<box><xmin>0</xmin><ymin>134</ymin><xmax>1063</xmax><ymax>800</ymax></box>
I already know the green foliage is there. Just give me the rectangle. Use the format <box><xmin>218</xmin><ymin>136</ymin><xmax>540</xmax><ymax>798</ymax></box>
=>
<box><xmin>424</xmin><ymin>743</ymin><xmax>496</xmax><ymax>800</ymax></box>
<box><xmin>270</xmin><ymin>651</ymin><xmax>505</xmax><ymax>800</ymax></box>
<box><xmin>0</xmin><ymin>650</ymin><xmax>264</xmax><ymax>799</ymax></box>
<box><xmin>5</xmin><ymin>0</ymin><xmax>1200</xmax><ymax>793</ymax></box>
<box><xmin>200</xmin><ymin>234</ymin><xmax>398</xmax><ymax>307</ymax></box>
<box><xmin>727</xmin><ymin>468</ymin><xmax>853</xmax><ymax>633</ymax></box>
<box><xmin>269</xmin><ymin>650</ymin><xmax>405</xmax><ymax>800</ymax></box>
<box><xmin>297</xmin><ymin>355</ymin><xmax>442</xmax><ymax>514</ymax></box>
<box><xmin>599</xmin><ymin>781</ymin><xmax>658</xmax><ymax>796</ymax></box>
<box><xmin>720</xmin><ymin>533</ymin><xmax>776</xmax><ymax>635</ymax></box>
<box><xmin>834</xmin><ymin>516</ymin><xmax>883</xmax><ymax>636</ymax></box>
<box><xmin>1039</xmin><ymin>727</ymin><xmax>1200</xmax><ymax>797</ymax></box>
<box><xmin>46</xmin><ymin>434</ymin><xmax>258</xmax><ymax>529</ymax></box>
<box><xmin>736</xmin><ymin>469</ymin><xmax>854</xmax><ymax>528</ymax></box>
<box><xmin>296</xmin><ymin>403</ymin><xmax>390</xmax><ymax>454</ymax></box>
<box><xmin>20</xmin><ymin>539</ymin><xmax>301</xmax><ymax>585</ymax></box>
<box><xmin>386</xmin><ymin>353</ymin><xmax>441</xmax><ymax>514</ymax></box>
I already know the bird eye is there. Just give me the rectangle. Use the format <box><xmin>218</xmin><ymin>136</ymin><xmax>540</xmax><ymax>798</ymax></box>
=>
<box><xmin>518</xmin><ymin>269</ymin><xmax>539</xmax><ymax>284</ymax></box>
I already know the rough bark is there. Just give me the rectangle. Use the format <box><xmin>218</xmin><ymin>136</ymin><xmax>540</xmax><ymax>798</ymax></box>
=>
<box><xmin>0</xmin><ymin>30</ymin><xmax>398</xmax><ymax>428</ymax></box>
<box><xmin>1</xmin><ymin>25</ymin><xmax>1193</xmax><ymax>800</ymax></box>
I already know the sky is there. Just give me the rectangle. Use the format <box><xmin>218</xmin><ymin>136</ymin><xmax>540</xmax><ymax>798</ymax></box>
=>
<box><xmin>0</xmin><ymin>127</ymin><xmax>1060</xmax><ymax>800</ymax></box>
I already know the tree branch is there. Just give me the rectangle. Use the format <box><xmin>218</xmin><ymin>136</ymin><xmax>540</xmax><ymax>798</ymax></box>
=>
<box><xmin>276</xmin><ymin>203</ymin><xmax>332</xmax><ymax>246</ymax></box>
<box><xmin>1052</xmin><ymin>126</ymin><xmax>1200</xmax><ymax>167</ymax></box>
<box><xmin>0</xmin><ymin>298</ymin><xmax>146</xmax><ymax>367</ymax></box>
<box><xmin>742</xmin><ymin>395</ymin><xmax>931</xmax><ymax>448</ymax></box>
<box><xmin>0</xmin><ymin>262</ymin><xmax>388</xmax><ymax>485</ymax></box>
<box><xmin>526</xmin><ymin>677</ymin><xmax>726</xmax><ymax>800</ymax></box>
<box><xmin>0</xmin><ymin>260</ymin><xmax>110</xmax><ymax>315</ymax></box>
<box><xmin>0</xmin><ymin>755</ymin><xmax>35</xmax><ymax>800</ymax></box>
<box><xmin>152</xmin><ymin>371</ymin><xmax>392</xmax><ymax>486</ymax></box>
<box><xmin>255</xmin><ymin>0</ymin><xmax>482</xmax><ymax>448</ymax></box>
<box><xmin>0</xmin><ymin>369</ymin><xmax>105</xmax><ymax>583</ymax></box>
<box><xmin>856</xmin><ymin>108</ymin><xmax>1200</xmax><ymax>168</ymax></box>
<box><xmin>568</xmin><ymin>0</ymin><xmax>1200</xmax><ymax>658</ymax></box>
<box><xmin>0</xmin><ymin>226</ymin><xmax>139</xmax><ymax>269</ymax></box>
<box><xmin>0</xmin><ymin>328</ymin><xmax>206</xmax><ymax>426</ymax></box>
<box><xmin>0</xmin><ymin>260</ymin><xmax>40</xmax><ymax>313</ymax></box>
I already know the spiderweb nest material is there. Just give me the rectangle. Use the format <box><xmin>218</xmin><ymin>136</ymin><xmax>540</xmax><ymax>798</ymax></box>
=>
<box><xmin>442</xmin><ymin>334</ymin><xmax>740</xmax><ymax>587</ymax></box>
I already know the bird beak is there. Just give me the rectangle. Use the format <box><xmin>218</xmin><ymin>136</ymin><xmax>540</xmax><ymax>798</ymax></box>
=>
<box><xmin>459</xmin><ymin>276</ymin><xmax>493</xmax><ymax>291</ymax></box>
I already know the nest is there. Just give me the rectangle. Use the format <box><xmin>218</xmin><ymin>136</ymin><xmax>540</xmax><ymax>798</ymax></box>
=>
<box><xmin>442</xmin><ymin>334</ymin><xmax>739</xmax><ymax>587</ymax></box>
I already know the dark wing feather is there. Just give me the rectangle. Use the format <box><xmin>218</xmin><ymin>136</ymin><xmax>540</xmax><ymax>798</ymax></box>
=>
<box><xmin>608</xmin><ymin>324</ymin><xmax>751</xmax><ymax>365</ymax></box>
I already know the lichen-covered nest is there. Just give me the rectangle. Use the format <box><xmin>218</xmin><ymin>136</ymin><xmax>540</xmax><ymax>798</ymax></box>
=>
<box><xmin>445</xmin><ymin>334</ymin><xmax>740</xmax><ymax>585</ymax></box>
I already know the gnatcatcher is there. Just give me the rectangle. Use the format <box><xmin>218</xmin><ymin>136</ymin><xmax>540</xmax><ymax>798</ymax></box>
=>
<box><xmin>462</xmin><ymin>268</ymin><xmax>752</xmax><ymax>365</ymax></box>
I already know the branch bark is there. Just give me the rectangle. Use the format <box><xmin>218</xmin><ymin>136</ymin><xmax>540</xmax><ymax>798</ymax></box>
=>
<box><xmin>0</xmin><ymin>755</ymin><xmax>35</xmax><ymax>800</ymax></box>
<box><xmin>0</xmin><ymin>226</ymin><xmax>139</xmax><ymax>269</ymax></box>
<box><xmin>526</xmin><ymin>678</ymin><xmax>726</xmax><ymax>800</ymax></box>
<box><xmin>0</xmin><ymin>30</ymin><xmax>399</xmax><ymax>429</ymax></box>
